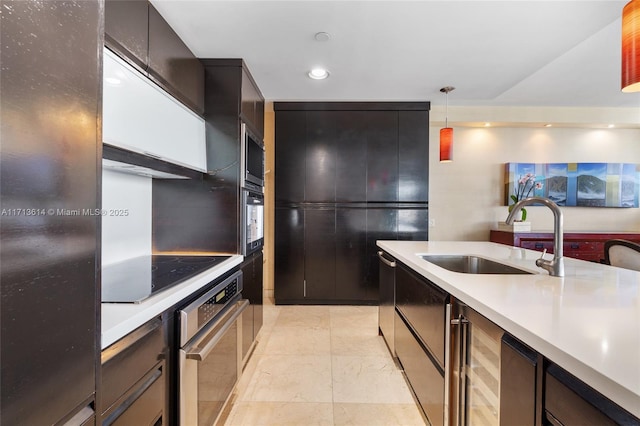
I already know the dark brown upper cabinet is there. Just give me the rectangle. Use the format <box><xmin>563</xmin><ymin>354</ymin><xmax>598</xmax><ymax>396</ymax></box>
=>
<box><xmin>201</xmin><ymin>59</ymin><xmax>265</xmax><ymax>177</ymax></box>
<box><xmin>148</xmin><ymin>5</ymin><xmax>204</xmax><ymax>115</ymax></box>
<box><xmin>104</xmin><ymin>0</ymin><xmax>148</xmax><ymax>73</ymax></box>
<box><xmin>241</xmin><ymin>68</ymin><xmax>265</xmax><ymax>137</ymax></box>
<box><xmin>274</xmin><ymin>103</ymin><xmax>429</xmax><ymax>204</ymax></box>
<box><xmin>104</xmin><ymin>0</ymin><xmax>204</xmax><ymax>115</ymax></box>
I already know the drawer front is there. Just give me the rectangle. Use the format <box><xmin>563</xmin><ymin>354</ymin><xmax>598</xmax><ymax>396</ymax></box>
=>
<box><xmin>395</xmin><ymin>311</ymin><xmax>444</xmax><ymax>426</ymax></box>
<box><xmin>110</xmin><ymin>367</ymin><xmax>164</xmax><ymax>426</ymax></box>
<box><xmin>102</xmin><ymin>319</ymin><xmax>165</xmax><ymax>413</ymax></box>
<box><xmin>545</xmin><ymin>364</ymin><xmax>638</xmax><ymax>426</ymax></box>
<box><xmin>521</xmin><ymin>239</ymin><xmax>605</xmax><ymax>262</ymax></box>
<box><xmin>521</xmin><ymin>240</ymin><xmax>554</xmax><ymax>253</ymax></box>
<box><xmin>395</xmin><ymin>263</ymin><xmax>448</xmax><ymax>367</ymax></box>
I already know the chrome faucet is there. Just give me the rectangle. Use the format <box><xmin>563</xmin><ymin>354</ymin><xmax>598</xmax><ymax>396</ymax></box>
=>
<box><xmin>506</xmin><ymin>196</ymin><xmax>565</xmax><ymax>277</ymax></box>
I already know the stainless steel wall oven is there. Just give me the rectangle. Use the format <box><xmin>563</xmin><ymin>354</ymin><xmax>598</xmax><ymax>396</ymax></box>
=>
<box><xmin>242</xmin><ymin>189</ymin><xmax>264</xmax><ymax>255</ymax></box>
<box><xmin>178</xmin><ymin>270</ymin><xmax>248</xmax><ymax>426</ymax></box>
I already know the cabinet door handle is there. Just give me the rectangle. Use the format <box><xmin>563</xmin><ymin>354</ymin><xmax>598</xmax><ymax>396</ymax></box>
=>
<box><xmin>450</xmin><ymin>312</ymin><xmax>469</xmax><ymax>426</ymax></box>
<box><xmin>444</xmin><ymin>303</ymin><xmax>452</xmax><ymax>426</ymax></box>
<box><xmin>377</xmin><ymin>251</ymin><xmax>396</xmax><ymax>268</ymax></box>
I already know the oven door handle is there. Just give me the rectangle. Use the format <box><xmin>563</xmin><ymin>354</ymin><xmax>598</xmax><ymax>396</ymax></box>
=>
<box><xmin>185</xmin><ymin>299</ymin><xmax>249</xmax><ymax>362</ymax></box>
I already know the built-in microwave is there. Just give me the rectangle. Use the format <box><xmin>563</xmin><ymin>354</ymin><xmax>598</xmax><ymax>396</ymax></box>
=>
<box><xmin>241</xmin><ymin>122</ymin><xmax>264</xmax><ymax>191</ymax></box>
<box><xmin>242</xmin><ymin>189</ymin><xmax>264</xmax><ymax>255</ymax></box>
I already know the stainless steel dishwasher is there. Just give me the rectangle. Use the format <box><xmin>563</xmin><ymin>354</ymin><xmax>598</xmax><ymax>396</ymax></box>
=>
<box><xmin>178</xmin><ymin>270</ymin><xmax>249</xmax><ymax>426</ymax></box>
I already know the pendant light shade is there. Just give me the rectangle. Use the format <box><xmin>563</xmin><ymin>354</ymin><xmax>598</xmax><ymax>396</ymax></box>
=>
<box><xmin>439</xmin><ymin>127</ymin><xmax>453</xmax><ymax>162</ymax></box>
<box><xmin>439</xmin><ymin>86</ymin><xmax>455</xmax><ymax>162</ymax></box>
<box><xmin>622</xmin><ymin>0</ymin><xmax>640</xmax><ymax>92</ymax></box>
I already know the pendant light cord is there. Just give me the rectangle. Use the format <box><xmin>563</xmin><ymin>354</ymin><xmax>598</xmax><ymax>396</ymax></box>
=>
<box><xmin>440</xmin><ymin>86</ymin><xmax>455</xmax><ymax>128</ymax></box>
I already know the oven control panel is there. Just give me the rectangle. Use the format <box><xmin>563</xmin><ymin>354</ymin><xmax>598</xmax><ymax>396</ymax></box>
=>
<box><xmin>179</xmin><ymin>269</ymin><xmax>244</xmax><ymax>345</ymax></box>
<box><xmin>197</xmin><ymin>277</ymin><xmax>240</xmax><ymax>329</ymax></box>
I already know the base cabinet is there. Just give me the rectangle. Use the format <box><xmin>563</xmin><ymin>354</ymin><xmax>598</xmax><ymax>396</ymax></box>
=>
<box><xmin>500</xmin><ymin>334</ymin><xmax>540</xmax><ymax>426</ymax></box>
<box><xmin>395</xmin><ymin>311</ymin><xmax>444</xmax><ymax>426</ymax></box>
<box><xmin>394</xmin><ymin>262</ymin><xmax>447</xmax><ymax>426</ymax></box>
<box><xmin>490</xmin><ymin>230</ymin><xmax>640</xmax><ymax>262</ymax></box>
<box><xmin>240</xmin><ymin>251</ymin><xmax>263</xmax><ymax>362</ymax></box>
<box><xmin>378</xmin><ymin>249</ymin><xmax>640</xmax><ymax>426</ymax></box>
<box><xmin>544</xmin><ymin>363</ymin><xmax>638</xmax><ymax>426</ymax></box>
<box><xmin>101</xmin><ymin>318</ymin><xmax>167</xmax><ymax>426</ymax></box>
<box><xmin>378</xmin><ymin>250</ymin><xmax>396</xmax><ymax>355</ymax></box>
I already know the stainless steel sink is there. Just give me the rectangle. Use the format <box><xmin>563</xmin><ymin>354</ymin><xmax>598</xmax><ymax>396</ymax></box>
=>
<box><xmin>420</xmin><ymin>255</ymin><xmax>532</xmax><ymax>275</ymax></box>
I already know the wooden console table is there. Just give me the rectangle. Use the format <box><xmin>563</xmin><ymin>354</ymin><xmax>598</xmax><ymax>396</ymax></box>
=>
<box><xmin>490</xmin><ymin>230</ymin><xmax>640</xmax><ymax>262</ymax></box>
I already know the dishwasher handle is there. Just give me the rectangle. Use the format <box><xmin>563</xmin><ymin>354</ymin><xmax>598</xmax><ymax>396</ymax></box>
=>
<box><xmin>185</xmin><ymin>299</ymin><xmax>249</xmax><ymax>361</ymax></box>
<box><xmin>377</xmin><ymin>251</ymin><xmax>396</xmax><ymax>268</ymax></box>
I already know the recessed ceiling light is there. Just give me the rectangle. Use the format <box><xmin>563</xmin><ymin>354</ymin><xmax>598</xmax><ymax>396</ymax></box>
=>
<box><xmin>484</xmin><ymin>122</ymin><xmax>491</xmax><ymax>127</ymax></box>
<box><xmin>544</xmin><ymin>124</ymin><xmax>552</xmax><ymax>127</ymax></box>
<box><xmin>608</xmin><ymin>124</ymin><xmax>615</xmax><ymax>128</ymax></box>
<box><xmin>308</xmin><ymin>68</ymin><xmax>329</xmax><ymax>80</ymax></box>
<box><xmin>314</xmin><ymin>32</ymin><xmax>331</xmax><ymax>42</ymax></box>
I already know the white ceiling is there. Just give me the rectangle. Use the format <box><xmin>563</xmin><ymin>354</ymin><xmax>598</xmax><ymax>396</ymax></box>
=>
<box><xmin>150</xmin><ymin>0</ymin><xmax>640</xmax><ymax>108</ymax></box>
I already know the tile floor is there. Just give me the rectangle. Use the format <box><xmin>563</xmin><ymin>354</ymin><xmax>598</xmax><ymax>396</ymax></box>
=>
<box><xmin>223</xmin><ymin>299</ymin><xmax>426</xmax><ymax>426</ymax></box>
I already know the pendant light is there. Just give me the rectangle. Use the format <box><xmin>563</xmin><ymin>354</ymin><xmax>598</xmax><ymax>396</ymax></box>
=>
<box><xmin>439</xmin><ymin>86</ymin><xmax>455</xmax><ymax>162</ymax></box>
<box><xmin>622</xmin><ymin>0</ymin><xmax>640</xmax><ymax>92</ymax></box>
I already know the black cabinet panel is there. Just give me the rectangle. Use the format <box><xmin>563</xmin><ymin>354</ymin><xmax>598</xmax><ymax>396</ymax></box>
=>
<box><xmin>378</xmin><ymin>251</ymin><xmax>396</xmax><ymax>354</ymax></box>
<box><xmin>545</xmin><ymin>363</ymin><xmax>638</xmax><ymax>426</ymax></box>
<box><xmin>399</xmin><ymin>110</ymin><xmax>429</xmax><ymax>202</ymax></box>
<box><xmin>395</xmin><ymin>311</ymin><xmax>444</xmax><ymax>426</ymax></box>
<box><xmin>274</xmin><ymin>103</ymin><xmax>429</xmax><ymax>305</ymax></box>
<box><xmin>253</xmin><ymin>252</ymin><xmax>264</xmax><ymax>338</ymax></box>
<box><xmin>242</xmin><ymin>250</ymin><xmax>264</xmax><ymax>316</ymax></box>
<box><xmin>398</xmin><ymin>208</ymin><xmax>428</xmax><ymax>241</ymax></box>
<box><xmin>275</xmin><ymin>111</ymin><xmax>306</xmax><ymax>203</ymax></box>
<box><xmin>305</xmin><ymin>209</ymin><xmax>336</xmax><ymax>300</ymax></box>
<box><xmin>335</xmin><ymin>112</ymin><xmax>367</xmax><ymax>202</ymax></box>
<box><xmin>395</xmin><ymin>263</ymin><xmax>448</xmax><ymax>368</ymax></box>
<box><xmin>366</xmin><ymin>112</ymin><xmax>399</xmax><ymax>202</ymax></box>
<box><xmin>148</xmin><ymin>4</ymin><xmax>204</xmax><ymax>114</ymax></box>
<box><xmin>241</xmin><ymin>250</ymin><xmax>263</xmax><ymax>355</ymax></box>
<box><xmin>274</xmin><ymin>207</ymin><xmax>305</xmax><ymax>301</ymax></box>
<box><xmin>336</xmin><ymin>208</ymin><xmax>367</xmax><ymax>301</ymax></box>
<box><xmin>366</xmin><ymin>208</ymin><xmax>398</xmax><ymax>301</ymax></box>
<box><xmin>105</xmin><ymin>0</ymin><xmax>148</xmax><ymax>72</ymax></box>
<box><xmin>306</xmin><ymin>111</ymin><xmax>337</xmax><ymax>202</ymax></box>
<box><xmin>1</xmin><ymin>2</ymin><xmax>100</xmax><ymax>423</ymax></box>
<box><xmin>500</xmin><ymin>334</ymin><xmax>537</xmax><ymax>426</ymax></box>
<box><xmin>153</xmin><ymin>176</ymin><xmax>239</xmax><ymax>254</ymax></box>
<box><xmin>241</xmin><ymin>68</ymin><xmax>264</xmax><ymax>137</ymax></box>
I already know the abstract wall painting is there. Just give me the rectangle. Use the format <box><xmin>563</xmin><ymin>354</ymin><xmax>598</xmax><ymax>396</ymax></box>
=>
<box><xmin>505</xmin><ymin>163</ymin><xmax>639</xmax><ymax>208</ymax></box>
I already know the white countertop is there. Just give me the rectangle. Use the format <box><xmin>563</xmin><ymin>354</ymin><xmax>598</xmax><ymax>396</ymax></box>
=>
<box><xmin>101</xmin><ymin>255</ymin><xmax>243</xmax><ymax>349</ymax></box>
<box><xmin>377</xmin><ymin>240</ymin><xmax>640</xmax><ymax>417</ymax></box>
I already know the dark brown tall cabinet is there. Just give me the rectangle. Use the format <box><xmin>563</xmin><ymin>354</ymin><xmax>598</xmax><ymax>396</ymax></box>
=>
<box><xmin>274</xmin><ymin>102</ymin><xmax>430</xmax><ymax>305</ymax></box>
<box><xmin>1</xmin><ymin>2</ymin><xmax>102</xmax><ymax>424</ymax></box>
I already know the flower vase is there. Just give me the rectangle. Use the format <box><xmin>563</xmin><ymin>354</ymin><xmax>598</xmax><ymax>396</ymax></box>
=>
<box><xmin>499</xmin><ymin>209</ymin><xmax>531</xmax><ymax>231</ymax></box>
<box><xmin>499</xmin><ymin>213</ymin><xmax>531</xmax><ymax>231</ymax></box>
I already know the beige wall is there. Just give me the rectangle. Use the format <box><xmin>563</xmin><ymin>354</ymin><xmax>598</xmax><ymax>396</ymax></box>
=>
<box><xmin>263</xmin><ymin>107</ymin><xmax>275</xmax><ymax>297</ymax></box>
<box><xmin>429</xmin><ymin>106</ymin><xmax>640</xmax><ymax>241</ymax></box>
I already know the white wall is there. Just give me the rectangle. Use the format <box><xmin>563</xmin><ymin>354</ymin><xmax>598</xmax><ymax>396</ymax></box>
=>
<box><xmin>101</xmin><ymin>169</ymin><xmax>152</xmax><ymax>264</ymax></box>
<box><xmin>429</xmin><ymin>107</ymin><xmax>640</xmax><ymax>241</ymax></box>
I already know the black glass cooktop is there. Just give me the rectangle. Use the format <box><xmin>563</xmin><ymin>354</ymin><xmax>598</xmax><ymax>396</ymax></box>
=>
<box><xmin>102</xmin><ymin>255</ymin><xmax>231</xmax><ymax>303</ymax></box>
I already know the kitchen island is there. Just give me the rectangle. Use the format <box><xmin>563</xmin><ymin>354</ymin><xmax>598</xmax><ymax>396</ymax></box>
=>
<box><xmin>377</xmin><ymin>240</ymin><xmax>640</xmax><ymax>419</ymax></box>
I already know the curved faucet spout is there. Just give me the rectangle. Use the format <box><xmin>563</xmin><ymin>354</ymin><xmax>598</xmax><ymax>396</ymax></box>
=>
<box><xmin>506</xmin><ymin>197</ymin><xmax>564</xmax><ymax>277</ymax></box>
